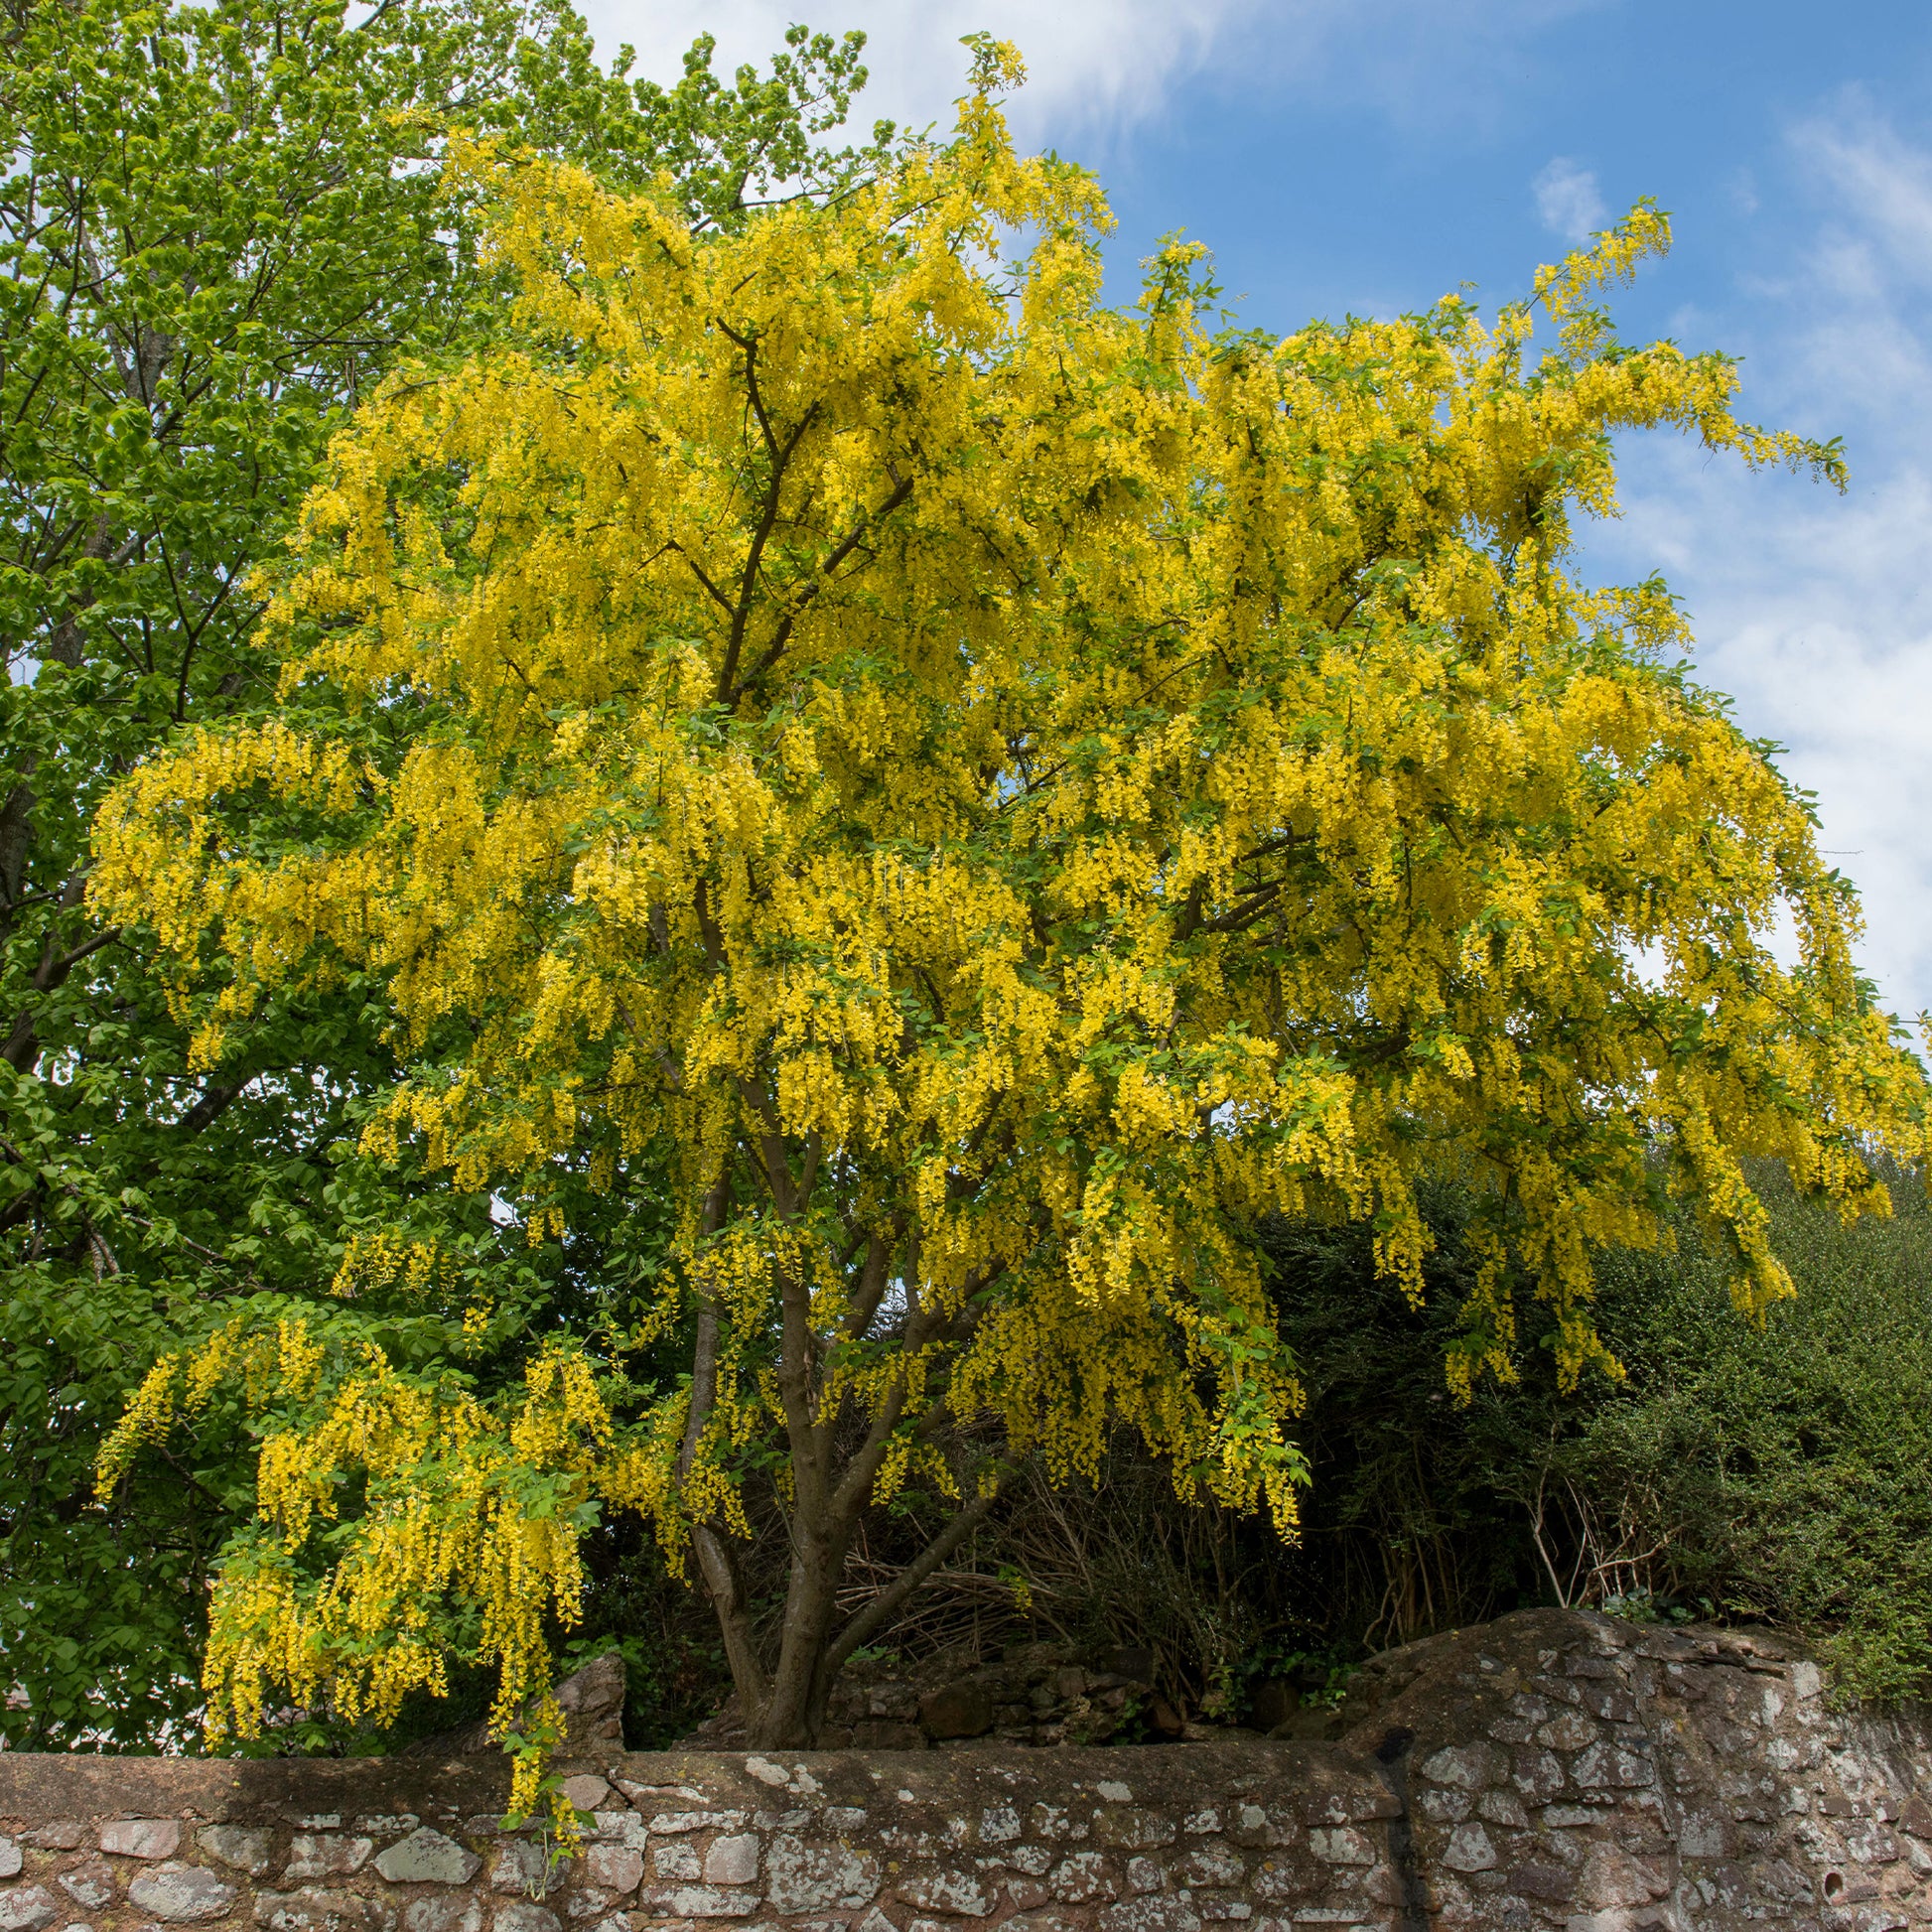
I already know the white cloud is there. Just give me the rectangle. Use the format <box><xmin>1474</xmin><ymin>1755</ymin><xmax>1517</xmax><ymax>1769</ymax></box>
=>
<box><xmin>575</xmin><ymin>0</ymin><xmax>1260</xmax><ymax>152</ymax></box>
<box><xmin>1533</xmin><ymin>156</ymin><xmax>1606</xmax><ymax>241</ymax></box>
<box><xmin>576</xmin><ymin>0</ymin><xmax>1612</xmax><ymax>159</ymax></box>
<box><xmin>1792</xmin><ymin>102</ymin><xmax>1932</xmax><ymax>286</ymax></box>
<box><xmin>1584</xmin><ymin>100</ymin><xmax>1932</xmax><ymax>1021</ymax></box>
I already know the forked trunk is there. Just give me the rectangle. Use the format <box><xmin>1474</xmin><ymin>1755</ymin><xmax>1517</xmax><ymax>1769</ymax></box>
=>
<box><xmin>697</xmin><ymin>1469</ymin><xmax>1013</xmax><ymax>1748</ymax></box>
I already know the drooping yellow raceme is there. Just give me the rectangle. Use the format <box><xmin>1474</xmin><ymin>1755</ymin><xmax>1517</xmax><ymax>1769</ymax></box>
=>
<box><xmin>94</xmin><ymin>81</ymin><xmax>1930</xmax><ymax>1753</ymax></box>
<box><xmin>101</xmin><ymin>1329</ymin><xmax>615</xmax><ymax>1828</ymax></box>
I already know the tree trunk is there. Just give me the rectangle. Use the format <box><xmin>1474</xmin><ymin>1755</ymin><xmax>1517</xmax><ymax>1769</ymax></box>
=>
<box><xmin>694</xmin><ymin>1459</ymin><xmax>1014</xmax><ymax>1747</ymax></box>
<box><xmin>747</xmin><ymin>1531</ymin><xmax>846</xmax><ymax>1748</ymax></box>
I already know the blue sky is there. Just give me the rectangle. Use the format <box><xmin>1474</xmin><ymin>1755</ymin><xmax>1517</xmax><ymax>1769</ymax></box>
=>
<box><xmin>589</xmin><ymin>0</ymin><xmax>1932</xmax><ymax>1021</ymax></box>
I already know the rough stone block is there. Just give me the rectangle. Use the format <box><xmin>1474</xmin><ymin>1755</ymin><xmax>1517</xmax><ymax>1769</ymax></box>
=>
<box><xmin>126</xmin><ymin>1864</ymin><xmax>241</xmax><ymax>1923</ymax></box>
<box><xmin>1097</xmin><ymin>1896</ymin><xmax>1202</xmax><ymax>1932</ymax></box>
<box><xmin>651</xmin><ymin>1842</ymin><xmax>701</xmax><ymax>1881</ymax></box>
<box><xmin>403</xmin><ymin>1895</ymin><xmax>484</xmax><ymax>1932</ymax></box>
<box><xmin>762</xmin><ymin>1839</ymin><xmax>882</xmax><ymax>1914</ymax></box>
<box><xmin>1540</xmin><ymin>1805</ymin><xmax>1608</xmax><ymax>1829</ymax></box>
<box><xmin>1577</xmin><ymin>1844</ymin><xmax>1668</xmax><ymax>1911</ymax></box>
<box><xmin>1249</xmin><ymin>1859</ymin><xmax>1306</xmax><ymax>1904</ymax></box>
<box><xmin>1092</xmin><ymin>1810</ymin><xmax>1174</xmax><ymax>1852</ymax></box>
<box><xmin>21</xmin><ymin>1826</ymin><xmax>84</xmax><ymax>1854</ymax></box>
<box><xmin>896</xmin><ymin>1867</ymin><xmax>997</xmax><ymax>1916</ymax></box>
<box><xmin>1510</xmin><ymin>1751</ymin><xmax>1565</xmax><ymax>1804</ymax></box>
<box><xmin>1678</xmin><ymin>1813</ymin><xmax>1728</xmax><ymax>1860</ymax></box>
<box><xmin>1844</xmin><ymin>1819</ymin><xmax>1905</xmax><ymax>1863</ymax></box>
<box><xmin>582</xmin><ymin>1847</ymin><xmax>642</xmax><ymax>1897</ymax></box>
<box><xmin>1047</xmin><ymin>1854</ymin><xmax>1116</xmax><ymax>1903</ymax></box>
<box><xmin>255</xmin><ymin>1888</ymin><xmax>392</xmax><ymax>1932</ymax></box>
<box><xmin>1419</xmin><ymin>1744</ymin><xmax>1503</xmax><ymax>1791</ymax></box>
<box><xmin>375</xmin><ymin>1830</ymin><xmax>481</xmax><ymax>1886</ymax></box>
<box><xmin>558</xmin><ymin>1780</ymin><xmax>611</xmax><ymax>1815</ymax></box>
<box><xmin>1415</xmin><ymin>1789</ymin><xmax>1471</xmax><ymax>1826</ymax></box>
<box><xmin>492</xmin><ymin>1903</ymin><xmax>562</xmax><ymax>1932</ymax></box>
<box><xmin>57</xmin><ymin>1862</ymin><xmax>115</xmax><ymax>1908</ymax></box>
<box><xmin>199</xmin><ymin>1828</ymin><xmax>277</xmax><ymax>1877</ymax></box>
<box><xmin>703</xmin><ymin>1838</ymin><xmax>759</xmax><ymax>1888</ymax></box>
<box><xmin>1440</xmin><ymin>1825</ymin><xmax>1496</xmax><ymax>1874</ymax></box>
<box><xmin>637</xmin><ymin>1886</ymin><xmax>759</xmax><ymax>1918</ymax></box>
<box><xmin>1175</xmin><ymin>1847</ymin><xmax>1244</xmax><ymax>1889</ymax></box>
<box><xmin>286</xmin><ymin>1837</ymin><xmax>375</xmax><ymax>1881</ymax></box>
<box><xmin>1534</xmin><ymin>1712</ymin><xmax>1598</xmax><ymax>1752</ymax></box>
<box><xmin>1570</xmin><ymin>1742</ymin><xmax>1653</xmax><ymax>1791</ymax></box>
<box><xmin>489</xmin><ymin>1843</ymin><xmax>551</xmax><ymax>1897</ymax></box>
<box><xmin>99</xmin><ymin>1820</ymin><xmax>182</xmax><ymax>1862</ymax></box>
<box><xmin>1579</xmin><ymin>1687</ymin><xmax>1638</xmax><ymax>1725</ymax></box>
<box><xmin>918</xmin><ymin>1684</ymin><xmax>993</xmax><ymax>1740</ymax></box>
<box><xmin>1510</xmin><ymin>1862</ymin><xmax>1574</xmax><ymax>1902</ymax></box>
<box><xmin>649</xmin><ymin>1814</ymin><xmax>747</xmax><ymax>1837</ymax></box>
<box><xmin>1306</xmin><ymin>1830</ymin><xmax>1373</xmax><ymax>1868</ymax></box>
<box><xmin>590</xmin><ymin>1814</ymin><xmax>646</xmax><ymax>1852</ymax></box>
<box><xmin>979</xmin><ymin>1807</ymin><xmax>1021</xmax><ymax>1845</ymax></box>
<box><xmin>0</xmin><ymin>1886</ymin><xmax>58</xmax><ymax>1932</ymax></box>
<box><xmin>1030</xmin><ymin>1806</ymin><xmax>1091</xmax><ymax>1845</ymax></box>
<box><xmin>1475</xmin><ymin>1792</ymin><xmax>1527</xmax><ymax>1830</ymax></box>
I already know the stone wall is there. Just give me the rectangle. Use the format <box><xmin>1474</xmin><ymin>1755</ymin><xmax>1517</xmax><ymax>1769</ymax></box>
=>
<box><xmin>4</xmin><ymin>1608</ymin><xmax>1931</xmax><ymax>1932</ymax></box>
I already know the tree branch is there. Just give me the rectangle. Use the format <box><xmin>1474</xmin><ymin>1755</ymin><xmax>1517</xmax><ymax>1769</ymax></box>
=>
<box><xmin>821</xmin><ymin>1466</ymin><xmax>1017</xmax><ymax>1679</ymax></box>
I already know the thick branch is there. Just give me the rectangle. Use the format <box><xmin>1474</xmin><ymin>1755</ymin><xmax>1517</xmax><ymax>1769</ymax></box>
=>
<box><xmin>821</xmin><ymin>1468</ymin><xmax>1015</xmax><ymax>1680</ymax></box>
<box><xmin>679</xmin><ymin>1172</ymin><xmax>732</xmax><ymax>1480</ymax></box>
<box><xmin>844</xmin><ymin>1225</ymin><xmax>897</xmax><ymax>1338</ymax></box>
<box><xmin>175</xmin><ymin>1075</ymin><xmax>253</xmax><ymax>1138</ymax></box>
<box><xmin>727</xmin><ymin>474</ymin><xmax>915</xmax><ymax>706</ymax></box>
<box><xmin>692</xmin><ymin>1523</ymin><xmax>770</xmax><ymax>1716</ymax></box>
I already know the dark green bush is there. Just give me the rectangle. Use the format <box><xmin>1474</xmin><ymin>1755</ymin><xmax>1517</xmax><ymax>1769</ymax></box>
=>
<box><xmin>1253</xmin><ymin>1164</ymin><xmax>1932</xmax><ymax>1704</ymax></box>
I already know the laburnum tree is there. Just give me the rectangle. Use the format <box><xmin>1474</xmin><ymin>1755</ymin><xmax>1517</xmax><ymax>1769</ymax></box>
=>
<box><xmin>96</xmin><ymin>49</ymin><xmax>1930</xmax><ymax>1789</ymax></box>
<box><xmin>0</xmin><ymin>0</ymin><xmax>881</xmax><ymax>1744</ymax></box>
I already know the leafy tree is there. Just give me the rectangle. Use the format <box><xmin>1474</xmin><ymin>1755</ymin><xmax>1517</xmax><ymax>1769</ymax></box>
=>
<box><xmin>95</xmin><ymin>54</ymin><xmax>1930</xmax><ymax>1780</ymax></box>
<box><xmin>0</xmin><ymin>0</ymin><xmax>880</xmax><ymax>1746</ymax></box>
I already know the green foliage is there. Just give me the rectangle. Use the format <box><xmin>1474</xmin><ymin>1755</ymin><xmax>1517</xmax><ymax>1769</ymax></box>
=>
<box><xmin>1577</xmin><ymin>1169</ymin><xmax>1932</xmax><ymax>1702</ymax></box>
<box><xmin>0</xmin><ymin>0</ymin><xmax>881</xmax><ymax>1747</ymax></box>
<box><xmin>0</xmin><ymin>1249</ymin><xmax>238</xmax><ymax>1745</ymax></box>
<box><xmin>5</xmin><ymin>0</ymin><xmax>1926</xmax><ymax>1749</ymax></box>
<box><xmin>1254</xmin><ymin>1167</ymin><xmax>1932</xmax><ymax>1707</ymax></box>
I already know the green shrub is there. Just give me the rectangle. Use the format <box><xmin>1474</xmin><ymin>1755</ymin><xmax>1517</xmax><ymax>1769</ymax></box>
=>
<box><xmin>1254</xmin><ymin>1164</ymin><xmax>1932</xmax><ymax>1703</ymax></box>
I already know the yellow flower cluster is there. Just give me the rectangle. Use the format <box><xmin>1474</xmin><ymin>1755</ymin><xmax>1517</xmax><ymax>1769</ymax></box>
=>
<box><xmin>93</xmin><ymin>78</ymin><xmax>1929</xmax><ymax>1747</ymax></box>
<box><xmin>332</xmin><ymin>1228</ymin><xmax>450</xmax><ymax>1300</ymax></box>
<box><xmin>101</xmin><ymin>1326</ymin><xmax>621</xmax><ymax>1832</ymax></box>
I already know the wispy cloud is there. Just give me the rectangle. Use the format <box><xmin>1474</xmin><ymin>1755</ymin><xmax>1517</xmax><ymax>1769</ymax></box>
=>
<box><xmin>1533</xmin><ymin>156</ymin><xmax>1606</xmax><ymax>241</ymax></box>
<box><xmin>574</xmin><ymin>0</ymin><xmax>1261</xmax><ymax>150</ymax></box>
<box><xmin>1792</xmin><ymin>100</ymin><xmax>1932</xmax><ymax>287</ymax></box>
<box><xmin>575</xmin><ymin>0</ymin><xmax>1611</xmax><ymax>155</ymax></box>
<box><xmin>1587</xmin><ymin>97</ymin><xmax>1932</xmax><ymax>1019</ymax></box>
